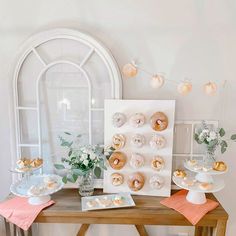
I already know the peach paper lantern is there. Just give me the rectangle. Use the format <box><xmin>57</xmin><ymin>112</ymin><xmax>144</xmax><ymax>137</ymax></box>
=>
<box><xmin>204</xmin><ymin>82</ymin><xmax>217</xmax><ymax>95</ymax></box>
<box><xmin>150</xmin><ymin>75</ymin><xmax>165</xmax><ymax>89</ymax></box>
<box><xmin>122</xmin><ymin>63</ymin><xmax>138</xmax><ymax>78</ymax></box>
<box><xmin>177</xmin><ymin>81</ymin><xmax>192</xmax><ymax>95</ymax></box>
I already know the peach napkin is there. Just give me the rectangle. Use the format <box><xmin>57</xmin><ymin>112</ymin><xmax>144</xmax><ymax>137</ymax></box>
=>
<box><xmin>0</xmin><ymin>197</ymin><xmax>54</xmax><ymax>230</ymax></box>
<box><xmin>160</xmin><ymin>189</ymin><xmax>219</xmax><ymax>225</ymax></box>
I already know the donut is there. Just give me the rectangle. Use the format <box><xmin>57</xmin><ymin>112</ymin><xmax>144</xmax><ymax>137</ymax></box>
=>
<box><xmin>97</xmin><ymin>197</ymin><xmax>112</xmax><ymax>207</ymax></box>
<box><xmin>131</xmin><ymin>134</ymin><xmax>145</xmax><ymax>148</ymax></box>
<box><xmin>151</xmin><ymin>156</ymin><xmax>165</xmax><ymax>171</ymax></box>
<box><xmin>112</xmin><ymin>112</ymin><xmax>126</xmax><ymax>128</ymax></box>
<box><xmin>112</xmin><ymin>134</ymin><xmax>126</xmax><ymax>150</ymax></box>
<box><xmin>113</xmin><ymin>196</ymin><xmax>124</xmax><ymax>206</ymax></box>
<box><xmin>186</xmin><ymin>159</ymin><xmax>198</xmax><ymax>166</ymax></box>
<box><xmin>108</xmin><ymin>152</ymin><xmax>126</xmax><ymax>170</ymax></box>
<box><xmin>182</xmin><ymin>179</ymin><xmax>196</xmax><ymax>187</ymax></box>
<box><xmin>213</xmin><ymin>161</ymin><xmax>227</xmax><ymax>171</ymax></box>
<box><xmin>149</xmin><ymin>175</ymin><xmax>164</xmax><ymax>189</ymax></box>
<box><xmin>127</xmin><ymin>172</ymin><xmax>145</xmax><ymax>191</ymax></box>
<box><xmin>199</xmin><ymin>182</ymin><xmax>213</xmax><ymax>190</ymax></box>
<box><xmin>129</xmin><ymin>113</ymin><xmax>146</xmax><ymax>128</ymax></box>
<box><xmin>149</xmin><ymin>134</ymin><xmax>166</xmax><ymax>149</ymax></box>
<box><xmin>111</xmin><ymin>173</ymin><xmax>124</xmax><ymax>186</ymax></box>
<box><xmin>86</xmin><ymin>200</ymin><xmax>97</xmax><ymax>208</ymax></box>
<box><xmin>173</xmin><ymin>169</ymin><xmax>187</xmax><ymax>178</ymax></box>
<box><xmin>150</xmin><ymin>112</ymin><xmax>168</xmax><ymax>131</ymax></box>
<box><xmin>130</xmin><ymin>153</ymin><xmax>145</xmax><ymax>169</ymax></box>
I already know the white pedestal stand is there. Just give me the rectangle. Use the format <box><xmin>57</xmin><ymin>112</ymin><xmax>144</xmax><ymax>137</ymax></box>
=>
<box><xmin>173</xmin><ymin>161</ymin><xmax>226</xmax><ymax>205</ymax></box>
<box><xmin>28</xmin><ymin>195</ymin><xmax>51</xmax><ymax>205</ymax></box>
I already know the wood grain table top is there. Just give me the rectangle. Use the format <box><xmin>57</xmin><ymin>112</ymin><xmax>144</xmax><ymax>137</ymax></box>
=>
<box><xmin>35</xmin><ymin>189</ymin><xmax>228</xmax><ymax>227</ymax></box>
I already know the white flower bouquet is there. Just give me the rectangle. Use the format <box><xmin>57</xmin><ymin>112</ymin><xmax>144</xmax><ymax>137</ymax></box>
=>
<box><xmin>54</xmin><ymin>133</ymin><xmax>114</xmax><ymax>183</ymax></box>
<box><xmin>194</xmin><ymin>121</ymin><xmax>236</xmax><ymax>160</ymax></box>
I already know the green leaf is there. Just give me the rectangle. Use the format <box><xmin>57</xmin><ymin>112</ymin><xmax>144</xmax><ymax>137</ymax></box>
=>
<box><xmin>54</xmin><ymin>164</ymin><xmax>65</xmax><ymax>169</ymax></box>
<box><xmin>94</xmin><ymin>166</ymin><xmax>101</xmax><ymax>178</ymax></box>
<box><xmin>68</xmin><ymin>150</ymin><xmax>72</xmax><ymax>157</ymax></box>
<box><xmin>61</xmin><ymin>141</ymin><xmax>73</xmax><ymax>147</ymax></box>
<box><xmin>72</xmin><ymin>169</ymin><xmax>83</xmax><ymax>175</ymax></box>
<box><xmin>231</xmin><ymin>134</ymin><xmax>236</xmax><ymax>140</ymax></box>
<box><xmin>221</xmin><ymin>140</ymin><xmax>228</xmax><ymax>147</ymax></box>
<box><xmin>221</xmin><ymin>145</ymin><xmax>227</xmax><ymax>154</ymax></box>
<box><xmin>219</xmin><ymin>128</ymin><xmax>225</xmax><ymax>137</ymax></box>
<box><xmin>62</xmin><ymin>176</ymin><xmax>68</xmax><ymax>183</ymax></box>
<box><xmin>208</xmin><ymin>139</ymin><xmax>218</xmax><ymax>148</ymax></box>
<box><xmin>64</xmin><ymin>132</ymin><xmax>71</xmax><ymax>135</ymax></box>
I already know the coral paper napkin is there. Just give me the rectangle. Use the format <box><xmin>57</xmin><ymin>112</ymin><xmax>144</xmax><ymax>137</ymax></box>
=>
<box><xmin>160</xmin><ymin>190</ymin><xmax>219</xmax><ymax>225</ymax></box>
<box><xmin>0</xmin><ymin>197</ymin><xmax>54</xmax><ymax>230</ymax></box>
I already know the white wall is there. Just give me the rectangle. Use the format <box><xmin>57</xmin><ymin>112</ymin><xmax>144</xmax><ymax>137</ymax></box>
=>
<box><xmin>0</xmin><ymin>0</ymin><xmax>236</xmax><ymax>235</ymax></box>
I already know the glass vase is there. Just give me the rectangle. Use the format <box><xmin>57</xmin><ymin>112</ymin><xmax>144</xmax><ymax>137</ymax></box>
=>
<box><xmin>79</xmin><ymin>169</ymin><xmax>94</xmax><ymax>197</ymax></box>
<box><xmin>204</xmin><ymin>147</ymin><xmax>216</xmax><ymax>166</ymax></box>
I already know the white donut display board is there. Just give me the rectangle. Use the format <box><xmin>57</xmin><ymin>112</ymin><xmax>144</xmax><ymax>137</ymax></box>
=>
<box><xmin>103</xmin><ymin>99</ymin><xmax>176</xmax><ymax>197</ymax></box>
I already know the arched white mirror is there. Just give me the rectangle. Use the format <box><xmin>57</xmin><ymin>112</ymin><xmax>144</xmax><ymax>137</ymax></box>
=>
<box><xmin>12</xmin><ymin>28</ymin><xmax>122</xmax><ymax>174</ymax></box>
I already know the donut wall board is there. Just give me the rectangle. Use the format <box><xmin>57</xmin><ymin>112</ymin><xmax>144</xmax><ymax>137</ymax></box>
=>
<box><xmin>103</xmin><ymin>99</ymin><xmax>176</xmax><ymax>197</ymax></box>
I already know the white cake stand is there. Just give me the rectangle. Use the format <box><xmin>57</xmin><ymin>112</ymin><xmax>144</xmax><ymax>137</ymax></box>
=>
<box><xmin>10</xmin><ymin>174</ymin><xmax>64</xmax><ymax>205</ymax></box>
<box><xmin>173</xmin><ymin>170</ymin><xmax>225</xmax><ymax>205</ymax></box>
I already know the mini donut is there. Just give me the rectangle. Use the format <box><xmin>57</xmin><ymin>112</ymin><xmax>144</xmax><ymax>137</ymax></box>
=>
<box><xmin>173</xmin><ymin>169</ymin><xmax>187</xmax><ymax>178</ymax></box>
<box><xmin>97</xmin><ymin>197</ymin><xmax>112</xmax><ymax>207</ymax></box>
<box><xmin>108</xmin><ymin>152</ymin><xmax>126</xmax><ymax>170</ymax></box>
<box><xmin>131</xmin><ymin>134</ymin><xmax>145</xmax><ymax>148</ymax></box>
<box><xmin>113</xmin><ymin>196</ymin><xmax>124</xmax><ymax>206</ymax></box>
<box><xmin>149</xmin><ymin>134</ymin><xmax>166</xmax><ymax>149</ymax></box>
<box><xmin>111</xmin><ymin>173</ymin><xmax>124</xmax><ymax>186</ymax></box>
<box><xmin>112</xmin><ymin>134</ymin><xmax>126</xmax><ymax>150</ymax></box>
<box><xmin>181</xmin><ymin>179</ymin><xmax>196</xmax><ymax>187</ymax></box>
<box><xmin>213</xmin><ymin>161</ymin><xmax>227</xmax><ymax>171</ymax></box>
<box><xmin>199</xmin><ymin>182</ymin><xmax>213</xmax><ymax>190</ymax></box>
<box><xmin>149</xmin><ymin>174</ymin><xmax>164</xmax><ymax>189</ymax></box>
<box><xmin>150</xmin><ymin>112</ymin><xmax>168</xmax><ymax>131</ymax></box>
<box><xmin>129</xmin><ymin>113</ymin><xmax>146</xmax><ymax>128</ymax></box>
<box><xmin>112</xmin><ymin>112</ymin><xmax>126</xmax><ymax>128</ymax></box>
<box><xmin>127</xmin><ymin>172</ymin><xmax>145</xmax><ymax>191</ymax></box>
<box><xmin>130</xmin><ymin>153</ymin><xmax>145</xmax><ymax>169</ymax></box>
<box><xmin>151</xmin><ymin>156</ymin><xmax>165</xmax><ymax>171</ymax></box>
<box><xmin>86</xmin><ymin>200</ymin><xmax>97</xmax><ymax>208</ymax></box>
<box><xmin>187</xmin><ymin>159</ymin><xmax>198</xmax><ymax>166</ymax></box>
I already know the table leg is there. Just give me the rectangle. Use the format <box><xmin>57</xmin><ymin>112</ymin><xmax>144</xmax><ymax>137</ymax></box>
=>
<box><xmin>28</xmin><ymin>226</ymin><xmax>33</xmax><ymax>236</ymax></box>
<box><xmin>135</xmin><ymin>225</ymin><xmax>148</xmax><ymax>236</ymax></box>
<box><xmin>213</xmin><ymin>220</ymin><xmax>227</xmax><ymax>236</ymax></box>
<box><xmin>76</xmin><ymin>224</ymin><xmax>90</xmax><ymax>236</ymax></box>
<box><xmin>3</xmin><ymin>218</ymin><xmax>10</xmax><ymax>236</ymax></box>
<box><xmin>194</xmin><ymin>226</ymin><xmax>203</xmax><ymax>236</ymax></box>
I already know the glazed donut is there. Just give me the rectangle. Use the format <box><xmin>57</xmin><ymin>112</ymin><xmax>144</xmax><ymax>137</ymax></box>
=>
<box><xmin>129</xmin><ymin>113</ymin><xmax>146</xmax><ymax>128</ymax></box>
<box><xmin>108</xmin><ymin>152</ymin><xmax>126</xmax><ymax>170</ymax></box>
<box><xmin>131</xmin><ymin>134</ymin><xmax>145</xmax><ymax>148</ymax></box>
<box><xmin>149</xmin><ymin>175</ymin><xmax>164</xmax><ymax>189</ymax></box>
<box><xmin>111</xmin><ymin>173</ymin><xmax>124</xmax><ymax>186</ymax></box>
<box><xmin>150</xmin><ymin>112</ymin><xmax>168</xmax><ymax>131</ymax></box>
<box><xmin>127</xmin><ymin>172</ymin><xmax>145</xmax><ymax>191</ymax></box>
<box><xmin>130</xmin><ymin>153</ymin><xmax>145</xmax><ymax>169</ymax></box>
<box><xmin>199</xmin><ymin>182</ymin><xmax>213</xmax><ymax>190</ymax></box>
<box><xmin>213</xmin><ymin>161</ymin><xmax>227</xmax><ymax>171</ymax></box>
<box><xmin>112</xmin><ymin>112</ymin><xmax>126</xmax><ymax>128</ymax></box>
<box><xmin>173</xmin><ymin>169</ymin><xmax>187</xmax><ymax>178</ymax></box>
<box><xmin>149</xmin><ymin>134</ymin><xmax>166</xmax><ymax>149</ymax></box>
<box><xmin>151</xmin><ymin>156</ymin><xmax>165</xmax><ymax>171</ymax></box>
<box><xmin>112</xmin><ymin>134</ymin><xmax>126</xmax><ymax>150</ymax></box>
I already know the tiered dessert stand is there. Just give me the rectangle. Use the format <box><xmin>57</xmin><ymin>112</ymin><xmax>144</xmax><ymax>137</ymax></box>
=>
<box><xmin>173</xmin><ymin>160</ymin><xmax>226</xmax><ymax>204</ymax></box>
<box><xmin>10</xmin><ymin>165</ymin><xmax>64</xmax><ymax>205</ymax></box>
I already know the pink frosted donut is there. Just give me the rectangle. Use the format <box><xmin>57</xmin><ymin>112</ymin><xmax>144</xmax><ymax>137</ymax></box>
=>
<box><xmin>130</xmin><ymin>153</ymin><xmax>145</xmax><ymax>169</ymax></box>
<box><xmin>129</xmin><ymin>113</ymin><xmax>146</xmax><ymax>128</ymax></box>
<box><xmin>149</xmin><ymin>175</ymin><xmax>164</xmax><ymax>189</ymax></box>
<box><xmin>112</xmin><ymin>112</ymin><xmax>126</xmax><ymax>128</ymax></box>
<box><xmin>149</xmin><ymin>134</ymin><xmax>166</xmax><ymax>149</ymax></box>
<box><xmin>131</xmin><ymin>134</ymin><xmax>146</xmax><ymax>148</ymax></box>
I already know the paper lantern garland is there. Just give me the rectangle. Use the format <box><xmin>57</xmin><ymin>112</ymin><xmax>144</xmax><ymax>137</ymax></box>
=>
<box><xmin>122</xmin><ymin>61</ymin><xmax>221</xmax><ymax>96</ymax></box>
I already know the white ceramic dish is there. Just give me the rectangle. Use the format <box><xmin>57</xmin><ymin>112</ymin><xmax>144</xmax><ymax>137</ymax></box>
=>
<box><xmin>81</xmin><ymin>193</ymin><xmax>135</xmax><ymax>211</ymax></box>
<box><xmin>10</xmin><ymin>174</ymin><xmax>64</xmax><ymax>205</ymax></box>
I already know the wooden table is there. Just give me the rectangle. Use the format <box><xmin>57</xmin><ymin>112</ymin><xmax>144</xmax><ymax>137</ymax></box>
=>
<box><xmin>29</xmin><ymin>189</ymin><xmax>228</xmax><ymax>236</ymax></box>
